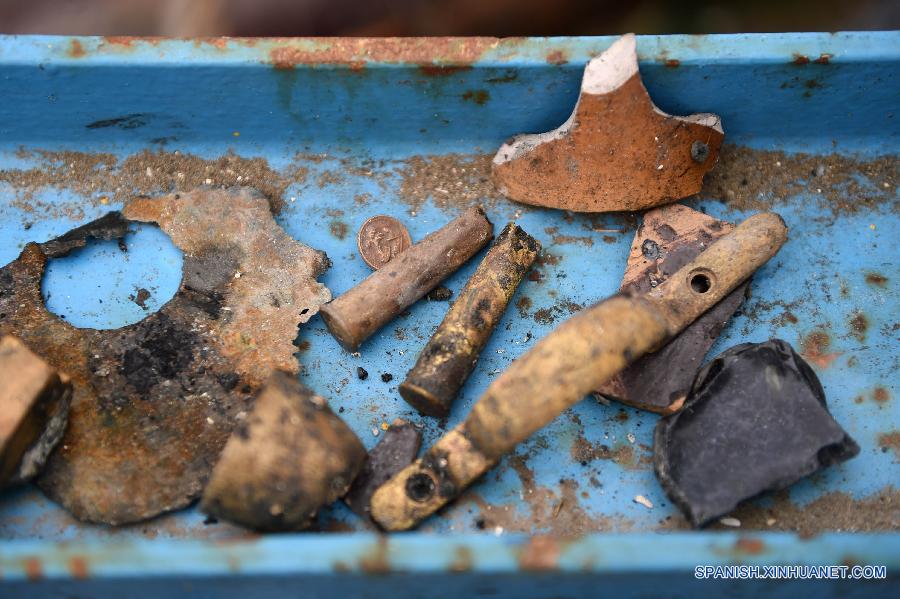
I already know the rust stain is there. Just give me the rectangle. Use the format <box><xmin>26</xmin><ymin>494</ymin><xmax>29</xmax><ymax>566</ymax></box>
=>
<box><xmin>419</xmin><ymin>65</ymin><xmax>472</xmax><ymax>77</ymax></box>
<box><xmin>358</xmin><ymin>536</ymin><xmax>391</xmax><ymax>574</ymax></box>
<box><xmin>814</xmin><ymin>53</ymin><xmax>833</xmax><ymax>64</ymax></box>
<box><xmin>329</xmin><ymin>220</ymin><xmax>349</xmax><ymax>240</ymax></box>
<box><xmin>878</xmin><ymin>431</ymin><xmax>900</xmax><ymax>460</ymax></box>
<box><xmin>799</xmin><ymin>330</ymin><xmax>841</xmax><ymax>369</ymax></box>
<box><xmin>516</xmin><ymin>296</ymin><xmax>533</xmax><ymax>318</ymax></box>
<box><xmin>734</xmin><ymin>538</ymin><xmax>766</xmax><ymax>555</ymax></box>
<box><xmin>849</xmin><ymin>311</ymin><xmax>869</xmax><ymax>342</ymax></box>
<box><xmin>449</xmin><ymin>546</ymin><xmax>473</xmax><ymax>572</ymax></box>
<box><xmin>570</xmin><ymin>436</ymin><xmax>644</xmax><ymax>470</ymax></box>
<box><xmin>68</xmin><ymin>39</ymin><xmax>86</xmax><ymax>58</ymax></box>
<box><xmin>518</xmin><ymin>535</ymin><xmax>561</xmax><ymax>571</ymax></box>
<box><xmin>68</xmin><ymin>556</ymin><xmax>89</xmax><ymax>579</ymax></box>
<box><xmin>461</xmin><ymin>89</ymin><xmax>490</xmax><ymax>105</ymax></box>
<box><xmin>664</xmin><ymin>58</ymin><xmax>681</xmax><ymax>68</ymax></box>
<box><xmin>101</xmin><ymin>36</ymin><xmax>162</xmax><ymax>48</ymax></box>
<box><xmin>333</xmin><ymin>560</ymin><xmax>351</xmax><ymax>572</ymax></box>
<box><xmin>545</xmin><ymin>50</ymin><xmax>568</xmax><ymax>65</ymax></box>
<box><xmin>873</xmin><ymin>387</ymin><xmax>890</xmax><ymax>405</ymax></box>
<box><xmin>865</xmin><ymin>272</ymin><xmax>888</xmax><ymax>287</ymax></box>
<box><xmin>267</xmin><ymin>37</ymin><xmax>499</xmax><ymax>70</ymax></box>
<box><xmin>192</xmin><ymin>37</ymin><xmax>230</xmax><ymax>50</ymax></box>
<box><xmin>533</xmin><ymin>308</ymin><xmax>554</xmax><ymax>325</ymax></box>
<box><xmin>23</xmin><ymin>557</ymin><xmax>42</xmax><ymax>581</ymax></box>
<box><xmin>486</xmin><ymin>71</ymin><xmax>518</xmax><ymax>84</ymax></box>
<box><xmin>551</xmin><ymin>233</ymin><xmax>593</xmax><ymax>247</ymax></box>
<box><xmin>793</xmin><ymin>54</ymin><xmax>810</xmax><ymax>65</ymax></box>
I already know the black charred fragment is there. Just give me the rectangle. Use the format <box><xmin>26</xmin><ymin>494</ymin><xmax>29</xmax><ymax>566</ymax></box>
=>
<box><xmin>356</xmin><ymin>367</ymin><xmax>369</xmax><ymax>380</ymax></box>
<box><xmin>654</xmin><ymin>339</ymin><xmax>860</xmax><ymax>527</ymax></box>
<box><xmin>400</xmin><ymin>223</ymin><xmax>540</xmax><ymax>418</ymax></box>
<box><xmin>38</xmin><ymin>211</ymin><xmax>130</xmax><ymax>257</ymax></box>
<box><xmin>344</xmin><ymin>420</ymin><xmax>422</xmax><ymax>520</ymax></box>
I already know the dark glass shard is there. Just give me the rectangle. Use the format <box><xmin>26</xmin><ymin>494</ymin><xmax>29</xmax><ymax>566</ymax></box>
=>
<box><xmin>654</xmin><ymin>339</ymin><xmax>859</xmax><ymax>527</ymax></box>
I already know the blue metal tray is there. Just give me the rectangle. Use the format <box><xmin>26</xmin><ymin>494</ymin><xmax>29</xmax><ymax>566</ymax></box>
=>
<box><xmin>0</xmin><ymin>32</ymin><xmax>897</xmax><ymax>597</ymax></box>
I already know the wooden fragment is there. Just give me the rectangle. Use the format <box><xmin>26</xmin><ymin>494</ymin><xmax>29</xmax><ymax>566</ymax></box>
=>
<box><xmin>0</xmin><ymin>335</ymin><xmax>71</xmax><ymax>487</ymax></box>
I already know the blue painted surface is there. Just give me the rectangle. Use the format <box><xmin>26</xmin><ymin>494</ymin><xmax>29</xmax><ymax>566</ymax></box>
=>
<box><xmin>0</xmin><ymin>32</ymin><xmax>898</xmax><ymax>596</ymax></box>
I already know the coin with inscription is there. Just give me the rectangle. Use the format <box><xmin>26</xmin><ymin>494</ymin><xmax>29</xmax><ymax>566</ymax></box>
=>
<box><xmin>357</xmin><ymin>215</ymin><xmax>413</xmax><ymax>269</ymax></box>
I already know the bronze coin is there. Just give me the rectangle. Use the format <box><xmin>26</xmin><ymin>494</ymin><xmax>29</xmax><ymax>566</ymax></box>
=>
<box><xmin>357</xmin><ymin>215</ymin><xmax>413</xmax><ymax>269</ymax></box>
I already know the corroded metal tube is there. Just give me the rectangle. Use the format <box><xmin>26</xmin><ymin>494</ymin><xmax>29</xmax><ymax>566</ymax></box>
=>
<box><xmin>370</xmin><ymin>212</ymin><xmax>788</xmax><ymax>531</ymax></box>
<box><xmin>201</xmin><ymin>371</ymin><xmax>366</xmax><ymax>531</ymax></box>
<box><xmin>320</xmin><ymin>206</ymin><xmax>493</xmax><ymax>351</ymax></box>
<box><xmin>399</xmin><ymin>223</ymin><xmax>540</xmax><ymax>417</ymax></box>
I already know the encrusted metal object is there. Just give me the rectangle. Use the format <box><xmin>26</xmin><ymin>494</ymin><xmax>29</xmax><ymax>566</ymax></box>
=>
<box><xmin>399</xmin><ymin>223</ymin><xmax>540</xmax><ymax>417</ymax></box>
<box><xmin>595</xmin><ymin>204</ymin><xmax>749</xmax><ymax>414</ymax></box>
<box><xmin>320</xmin><ymin>206</ymin><xmax>493</xmax><ymax>352</ymax></box>
<box><xmin>370</xmin><ymin>212</ymin><xmax>788</xmax><ymax>531</ymax></box>
<box><xmin>492</xmin><ymin>34</ymin><xmax>724</xmax><ymax>213</ymax></box>
<box><xmin>655</xmin><ymin>339</ymin><xmax>860</xmax><ymax>527</ymax></box>
<box><xmin>0</xmin><ymin>188</ymin><xmax>331</xmax><ymax>524</ymax></box>
<box><xmin>0</xmin><ymin>335</ymin><xmax>72</xmax><ymax>488</ymax></box>
<box><xmin>201</xmin><ymin>371</ymin><xmax>366</xmax><ymax>531</ymax></box>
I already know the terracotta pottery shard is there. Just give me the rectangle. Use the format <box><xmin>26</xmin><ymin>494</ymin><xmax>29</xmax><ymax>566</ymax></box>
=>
<box><xmin>201</xmin><ymin>371</ymin><xmax>366</xmax><ymax>532</ymax></box>
<box><xmin>344</xmin><ymin>419</ymin><xmax>422</xmax><ymax>521</ymax></box>
<box><xmin>595</xmin><ymin>204</ymin><xmax>747</xmax><ymax>414</ymax></box>
<box><xmin>654</xmin><ymin>339</ymin><xmax>860</xmax><ymax>527</ymax></box>
<box><xmin>492</xmin><ymin>34</ymin><xmax>724</xmax><ymax>213</ymax></box>
<box><xmin>0</xmin><ymin>335</ymin><xmax>72</xmax><ymax>488</ymax></box>
<box><xmin>0</xmin><ymin>187</ymin><xmax>331</xmax><ymax>524</ymax></box>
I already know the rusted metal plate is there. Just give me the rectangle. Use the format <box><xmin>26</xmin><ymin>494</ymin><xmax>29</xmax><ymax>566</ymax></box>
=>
<box><xmin>595</xmin><ymin>203</ymin><xmax>748</xmax><ymax>414</ymax></box>
<box><xmin>492</xmin><ymin>34</ymin><xmax>724</xmax><ymax>213</ymax></box>
<box><xmin>0</xmin><ymin>188</ymin><xmax>331</xmax><ymax>524</ymax></box>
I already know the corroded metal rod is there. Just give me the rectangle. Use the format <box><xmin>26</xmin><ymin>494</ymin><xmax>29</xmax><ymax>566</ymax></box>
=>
<box><xmin>399</xmin><ymin>223</ymin><xmax>540</xmax><ymax>417</ymax></box>
<box><xmin>370</xmin><ymin>212</ymin><xmax>788</xmax><ymax>531</ymax></box>
<box><xmin>320</xmin><ymin>206</ymin><xmax>493</xmax><ymax>352</ymax></box>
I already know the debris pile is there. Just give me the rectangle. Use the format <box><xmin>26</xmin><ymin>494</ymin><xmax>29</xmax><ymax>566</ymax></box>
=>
<box><xmin>0</xmin><ymin>34</ymin><xmax>865</xmax><ymax>540</ymax></box>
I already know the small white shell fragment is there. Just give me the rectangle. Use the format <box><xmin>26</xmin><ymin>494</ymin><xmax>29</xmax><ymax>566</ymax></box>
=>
<box><xmin>719</xmin><ymin>516</ymin><xmax>742</xmax><ymax>527</ymax></box>
<box><xmin>633</xmin><ymin>495</ymin><xmax>654</xmax><ymax>509</ymax></box>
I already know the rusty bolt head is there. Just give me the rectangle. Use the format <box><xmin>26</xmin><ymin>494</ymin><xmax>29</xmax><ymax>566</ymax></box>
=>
<box><xmin>690</xmin><ymin>141</ymin><xmax>710</xmax><ymax>164</ymax></box>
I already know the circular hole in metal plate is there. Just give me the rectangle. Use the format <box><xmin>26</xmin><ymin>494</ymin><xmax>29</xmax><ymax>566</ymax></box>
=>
<box><xmin>42</xmin><ymin>223</ymin><xmax>183</xmax><ymax>329</ymax></box>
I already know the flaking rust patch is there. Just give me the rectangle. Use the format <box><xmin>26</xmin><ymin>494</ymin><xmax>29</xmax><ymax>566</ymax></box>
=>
<box><xmin>595</xmin><ymin>204</ymin><xmax>748</xmax><ymax>414</ymax></box>
<box><xmin>492</xmin><ymin>34</ymin><xmax>724</xmax><ymax>213</ymax></box>
<box><xmin>0</xmin><ymin>188</ymin><xmax>331</xmax><ymax>524</ymax></box>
